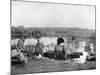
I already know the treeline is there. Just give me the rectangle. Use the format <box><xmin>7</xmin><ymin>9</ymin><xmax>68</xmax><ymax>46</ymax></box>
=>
<box><xmin>11</xmin><ymin>26</ymin><xmax>43</xmax><ymax>39</ymax></box>
<box><xmin>11</xmin><ymin>25</ymin><xmax>96</xmax><ymax>40</ymax></box>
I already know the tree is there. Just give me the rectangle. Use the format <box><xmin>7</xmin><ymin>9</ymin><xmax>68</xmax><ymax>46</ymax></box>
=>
<box><xmin>34</xmin><ymin>30</ymin><xmax>41</xmax><ymax>39</ymax></box>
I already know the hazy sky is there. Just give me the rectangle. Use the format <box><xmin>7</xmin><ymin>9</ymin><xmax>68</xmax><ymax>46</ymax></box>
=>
<box><xmin>12</xmin><ymin>1</ymin><xmax>95</xmax><ymax>30</ymax></box>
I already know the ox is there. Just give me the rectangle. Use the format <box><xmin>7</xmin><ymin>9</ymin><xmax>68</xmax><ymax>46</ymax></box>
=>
<box><xmin>24</xmin><ymin>38</ymin><xmax>38</xmax><ymax>56</ymax></box>
<box><xmin>53</xmin><ymin>37</ymin><xmax>69</xmax><ymax>59</ymax></box>
<box><xmin>11</xmin><ymin>39</ymin><xmax>20</xmax><ymax>50</ymax></box>
<box><xmin>24</xmin><ymin>38</ymin><xmax>38</xmax><ymax>46</ymax></box>
<box><xmin>11</xmin><ymin>39</ymin><xmax>24</xmax><ymax>50</ymax></box>
<box><xmin>39</xmin><ymin>37</ymin><xmax>58</xmax><ymax>52</ymax></box>
<box><xmin>38</xmin><ymin>37</ymin><xmax>57</xmax><ymax>58</ymax></box>
<box><xmin>54</xmin><ymin>42</ymin><xmax>73</xmax><ymax>59</ymax></box>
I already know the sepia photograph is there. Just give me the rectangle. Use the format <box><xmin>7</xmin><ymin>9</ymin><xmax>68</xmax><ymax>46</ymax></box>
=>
<box><xmin>11</xmin><ymin>0</ymin><xmax>96</xmax><ymax>75</ymax></box>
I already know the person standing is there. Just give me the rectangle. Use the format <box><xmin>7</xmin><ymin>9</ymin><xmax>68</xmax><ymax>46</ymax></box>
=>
<box><xmin>35</xmin><ymin>39</ymin><xmax>43</xmax><ymax>58</ymax></box>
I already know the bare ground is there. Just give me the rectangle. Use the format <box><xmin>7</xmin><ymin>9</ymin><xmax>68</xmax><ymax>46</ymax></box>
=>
<box><xmin>11</xmin><ymin>57</ymin><xmax>96</xmax><ymax>75</ymax></box>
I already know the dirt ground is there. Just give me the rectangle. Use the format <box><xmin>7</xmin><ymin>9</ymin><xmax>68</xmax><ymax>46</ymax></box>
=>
<box><xmin>11</xmin><ymin>57</ymin><xmax>96</xmax><ymax>75</ymax></box>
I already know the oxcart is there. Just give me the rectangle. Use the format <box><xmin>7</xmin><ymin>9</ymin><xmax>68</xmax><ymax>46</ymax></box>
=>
<box><xmin>11</xmin><ymin>49</ymin><xmax>27</xmax><ymax>65</ymax></box>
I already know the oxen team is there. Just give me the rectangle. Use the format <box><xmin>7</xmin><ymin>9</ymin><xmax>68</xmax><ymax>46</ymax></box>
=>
<box><xmin>11</xmin><ymin>37</ymin><xmax>95</xmax><ymax>64</ymax></box>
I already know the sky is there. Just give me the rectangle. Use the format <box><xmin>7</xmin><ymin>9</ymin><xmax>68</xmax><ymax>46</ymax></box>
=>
<box><xmin>12</xmin><ymin>1</ymin><xmax>95</xmax><ymax>30</ymax></box>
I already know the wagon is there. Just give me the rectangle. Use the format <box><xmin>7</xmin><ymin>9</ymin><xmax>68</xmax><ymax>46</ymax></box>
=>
<box><xmin>11</xmin><ymin>50</ymin><xmax>27</xmax><ymax>65</ymax></box>
<box><xmin>87</xmin><ymin>53</ymin><xmax>96</xmax><ymax>61</ymax></box>
<box><xmin>11</xmin><ymin>55</ymin><xmax>25</xmax><ymax>65</ymax></box>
